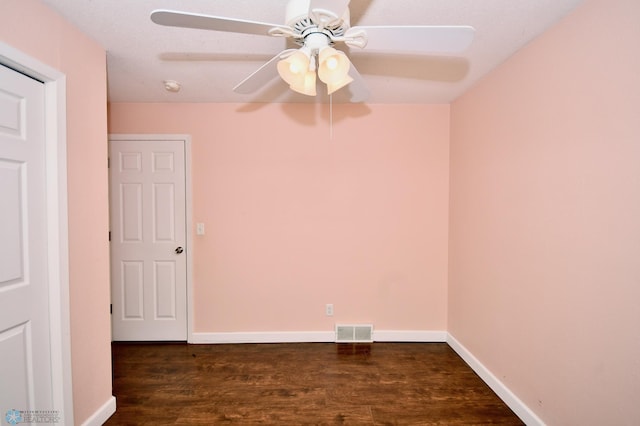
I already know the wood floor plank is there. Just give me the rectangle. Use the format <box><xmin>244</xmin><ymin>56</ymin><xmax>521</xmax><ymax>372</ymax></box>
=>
<box><xmin>105</xmin><ymin>342</ymin><xmax>523</xmax><ymax>425</ymax></box>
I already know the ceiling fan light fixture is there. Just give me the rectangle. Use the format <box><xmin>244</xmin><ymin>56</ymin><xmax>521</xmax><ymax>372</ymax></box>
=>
<box><xmin>289</xmin><ymin>70</ymin><xmax>317</xmax><ymax>96</ymax></box>
<box><xmin>326</xmin><ymin>74</ymin><xmax>354</xmax><ymax>95</ymax></box>
<box><xmin>317</xmin><ymin>47</ymin><xmax>351</xmax><ymax>85</ymax></box>
<box><xmin>276</xmin><ymin>50</ymin><xmax>311</xmax><ymax>86</ymax></box>
<box><xmin>318</xmin><ymin>46</ymin><xmax>353</xmax><ymax>95</ymax></box>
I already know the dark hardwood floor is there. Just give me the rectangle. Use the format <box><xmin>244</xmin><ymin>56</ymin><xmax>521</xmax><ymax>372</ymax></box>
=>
<box><xmin>105</xmin><ymin>342</ymin><xmax>523</xmax><ymax>425</ymax></box>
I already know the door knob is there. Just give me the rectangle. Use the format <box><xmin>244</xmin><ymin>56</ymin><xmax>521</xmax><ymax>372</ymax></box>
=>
<box><xmin>175</xmin><ymin>246</ymin><xmax>184</xmax><ymax>254</ymax></box>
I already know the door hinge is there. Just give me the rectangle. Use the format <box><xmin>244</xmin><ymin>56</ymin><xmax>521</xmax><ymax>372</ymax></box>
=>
<box><xmin>107</xmin><ymin>157</ymin><xmax>110</xmax><ymax>168</ymax></box>
<box><xmin>110</xmin><ymin>304</ymin><xmax>112</xmax><ymax>314</ymax></box>
<box><xmin>108</xmin><ymin>231</ymin><xmax>111</xmax><ymax>241</ymax></box>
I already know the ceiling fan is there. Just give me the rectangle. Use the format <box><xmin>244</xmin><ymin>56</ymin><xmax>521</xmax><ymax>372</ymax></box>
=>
<box><xmin>151</xmin><ymin>0</ymin><xmax>475</xmax><ymax>102</ymax></box>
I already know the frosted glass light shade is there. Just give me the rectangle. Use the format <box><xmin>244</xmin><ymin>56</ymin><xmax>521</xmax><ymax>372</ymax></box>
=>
<box><xmin>317</xmin><ymin>47</ymin><xmax>351</xmax><ymax>85</ymax></box>
<box><xmin>290</xmin><ymin>70</ymin><xmax>317</xmax><ymax>96</ymax></box>
<box><xmin>317</xmin><ymin>47</ymin><xmax>353</xmax><ymax>94</ymax></box>
<box><xmin>277</xmin><ymin>51</ymin><xmax>311</xmax><ymax>86</ymax></box>
<box><xmin>326</xmin><ymin>74</ymin><xmax>354</xmax><ymax>95</ymax></box>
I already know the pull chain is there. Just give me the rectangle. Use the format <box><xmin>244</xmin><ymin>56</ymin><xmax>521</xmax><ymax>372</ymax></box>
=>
<box><xmin>329</xmin><ymin>93</ymin><xmax>333</xmax><ymax>140</ymax></box>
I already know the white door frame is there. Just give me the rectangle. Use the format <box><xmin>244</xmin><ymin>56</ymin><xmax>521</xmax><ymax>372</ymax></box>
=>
<box><xmin>108</xmin><ymin>134</ymin><xmax>194</xmax><ymax>342</ymax></box>
<box><xmin>0</xmin><ymin>43</ymin><xmax>74</xmax><ymax>424</ymax></box>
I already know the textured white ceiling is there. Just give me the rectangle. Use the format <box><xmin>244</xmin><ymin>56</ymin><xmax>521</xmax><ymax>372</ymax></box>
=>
<box><xmin>40</xmin><ymin>0</ymin><xmax>584</xmax><ymax>104</ymax></box>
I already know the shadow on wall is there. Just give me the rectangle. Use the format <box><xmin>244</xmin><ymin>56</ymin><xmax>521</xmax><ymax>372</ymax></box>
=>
<box><xmin>233</xmin><ymin>90</ymin><xmax>373</xmax><ymax>126</ymax></box>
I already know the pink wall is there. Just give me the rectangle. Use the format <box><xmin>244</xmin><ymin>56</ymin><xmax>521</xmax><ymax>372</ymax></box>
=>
<box><xmin>108</xmin><ymin>103</ymin><xmax>451</xmax><ymax>333</ymax></box>
<box><xmin>449</xmin><ymin>0</ymin><xmax>640</xmax><ymax>423</ymax></box>
<box><xmin>1</xmin><ymin>0</ymin><xmax>112</xmax><ymax>424</ymax></box>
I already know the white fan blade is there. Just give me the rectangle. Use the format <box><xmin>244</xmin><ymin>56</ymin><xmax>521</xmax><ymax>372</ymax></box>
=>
<box><xmin>151</xmin><ymin>9</ymin><xmax>291</xmax><ymax>36</ymax></box>
<box><xmin>346</xmin><ymin>25</ymin><xmax>475</xmax><ymax>54</ymax></box>
<box><xmin>233</xmin><ymin>49</ymin><xmax>297</xmax><ymax>94</ymax></box>
<box><xmin>309</xmin><ymin>0</ymin><xmax>350</xmax><ymax>19</ymax></box>
<box><xmin>346</xmin><ymin>63</ymin><xmax>369</xmax><ymax>103</ymax></box>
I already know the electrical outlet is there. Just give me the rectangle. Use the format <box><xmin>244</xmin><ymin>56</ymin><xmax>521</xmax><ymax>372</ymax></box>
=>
<box><xmin>326</xmin><ymin>304</ymin><xmax>334</xmax><ymax>317</ymax></box>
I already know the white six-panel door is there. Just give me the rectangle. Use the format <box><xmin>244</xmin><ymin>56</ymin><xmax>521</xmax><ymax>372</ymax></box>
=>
<box><xmin>109</xmin><ymin>139</ymin><xmax>187</xmax><ymax>341</ymax></box>
<box><xmin>0</xmin><ymin>64</ymin><xmax>54</xmax><ymax>413</ymax></box>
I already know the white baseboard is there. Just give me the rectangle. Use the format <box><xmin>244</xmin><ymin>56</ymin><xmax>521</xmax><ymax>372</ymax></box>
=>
<box><xmin>374</xmin><ymin>330</ymin><xmax>447</xmax><ymax>342</ymax></box>
<box><xmin>446</xmin><ymin>334</ymin><xmax>544</xmax><ymax>426</ymax></box>
<box><xmin>190</xmin><ymin>330</ymin><xmax>447</xmax><ymax>344</ymax></box>
<box><xmin>80</xmin><ymin>395</ymin><xmax>116</xmax><ymax>426</ymax></box>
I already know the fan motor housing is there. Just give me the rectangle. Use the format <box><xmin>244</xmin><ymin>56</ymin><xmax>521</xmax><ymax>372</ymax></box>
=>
<box><xmin>285</xmin><ymin>0</ymin><xmax>350</xmax><ymax>38</ymax></box>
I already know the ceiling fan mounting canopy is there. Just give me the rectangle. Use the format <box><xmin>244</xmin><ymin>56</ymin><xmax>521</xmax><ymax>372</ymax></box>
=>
<box><xmin>150</xmin><ymin>0</ymin><xmax>475</xmax><ymax>102</ymax></box>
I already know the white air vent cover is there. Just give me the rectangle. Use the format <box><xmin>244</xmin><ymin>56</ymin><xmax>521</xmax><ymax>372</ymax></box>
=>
<box><xmin>335</xmin><ymin>324</ymin><xmax>373</xmax><ymax>343</ymax></box>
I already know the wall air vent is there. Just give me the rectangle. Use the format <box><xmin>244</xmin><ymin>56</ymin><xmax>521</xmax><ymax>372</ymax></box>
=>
<box><xmin>335</xmin><ymin>324</ymin><xmax>373</xmax><ymax>343</ymax></box>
